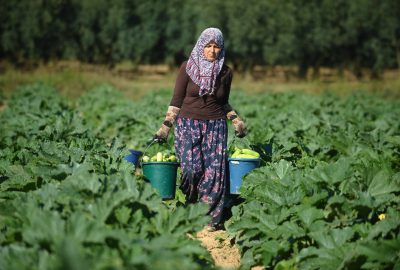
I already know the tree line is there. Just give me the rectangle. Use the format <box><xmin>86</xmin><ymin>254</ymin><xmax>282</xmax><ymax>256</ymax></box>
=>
<box><xmin>1</xmin><ymin>0</ymin><xmax>399</xmax><ymax>78</ymax></box>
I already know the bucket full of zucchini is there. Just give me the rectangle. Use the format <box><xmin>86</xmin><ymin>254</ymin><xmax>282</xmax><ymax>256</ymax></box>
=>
<box><xmin>228</xmin><ymin>146</ymin><xmax>261</xmax><ymax>194</ymax></box>
<box><xmin>141</xmin><ymin>150</ymin><xmax>179</xmax><ymax>200</ymax></box>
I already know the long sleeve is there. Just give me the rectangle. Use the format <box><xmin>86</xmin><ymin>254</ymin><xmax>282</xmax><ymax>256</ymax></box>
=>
<box><xmin>170</xmin><ymin>62</ymin><xmax>189</xmax><ymax>108</ymax></box>
<box><xmin>221</xmin><ymin>69</ymin><xmax>233</xmax><ymax>106</ymax></box>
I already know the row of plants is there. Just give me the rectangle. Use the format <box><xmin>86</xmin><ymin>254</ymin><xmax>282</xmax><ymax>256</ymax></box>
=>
<box><xmin>226</xmin><ymin>91</ymin><xmax>400</xmax><ymax>269</ymax></box>
<box><xmin>1</xmin><ymin>83</ymin><xmax>399</xmax><ymax>269</ymax></box>
<box><xmin>51</xmin><ymin>84</ymin><xmax>400</xmax><ymax>269</ymax></box>
<box><xmin>0</xmin><ymin>84</ymin><xmax>216</xmax><ymax>270</ymax></box>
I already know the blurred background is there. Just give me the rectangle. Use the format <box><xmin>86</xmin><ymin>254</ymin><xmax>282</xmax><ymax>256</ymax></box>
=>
<box><xmin>0</xmin><ymin>0</ymin><xmax>399</xmax><ymax>99</ymax></box>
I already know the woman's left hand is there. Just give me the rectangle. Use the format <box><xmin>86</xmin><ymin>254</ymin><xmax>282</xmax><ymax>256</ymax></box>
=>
<box><xmin>233</xmin><ymin>118</ymin><xmax>247</xmax><ymax>138</ymax></box>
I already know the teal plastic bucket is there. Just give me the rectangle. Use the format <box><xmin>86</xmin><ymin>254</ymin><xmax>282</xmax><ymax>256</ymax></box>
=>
<box><xmin>142</xmin><ymin>162</ymin><xmax>179</xmax><ymax>199</ymax></box>
<box><xmin>228</xmin><ymin>158</ymin><xmax>260</xmax><ymax>194</ymax></box>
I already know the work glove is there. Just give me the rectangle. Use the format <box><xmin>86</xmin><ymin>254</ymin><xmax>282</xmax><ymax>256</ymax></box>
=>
<box><xmin>154</xmin><ymin>106</ymin><xmax>180</xmax><ymax>143</ymax></box>
<box><xmin>223</xmin><ymin>104</ymin><xmax>247</xmax><ymax>138</ymax></box>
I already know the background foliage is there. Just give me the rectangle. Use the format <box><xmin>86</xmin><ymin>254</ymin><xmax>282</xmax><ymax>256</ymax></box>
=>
<box><xmin>1</xmin><ymin>0</ymin><xmax>399</xmax><ymax>77</ymax></box>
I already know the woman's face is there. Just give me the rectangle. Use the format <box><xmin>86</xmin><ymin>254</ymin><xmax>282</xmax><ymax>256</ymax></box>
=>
<box><xmin>203</xmin><ymin>42</ymin><xmax>221</xmax><ymax>62</ymax></box>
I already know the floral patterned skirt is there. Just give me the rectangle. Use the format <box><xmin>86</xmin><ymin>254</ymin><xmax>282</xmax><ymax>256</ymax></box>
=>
<box><xmin>174</xmin><ymin>116</ymin><xmax>228</xmax><ymax>225</ymax></box>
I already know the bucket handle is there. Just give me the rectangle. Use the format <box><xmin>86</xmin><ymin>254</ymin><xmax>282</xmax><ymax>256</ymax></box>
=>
<box><xmin>230</xmin><ymin>135</ymin><xmax>252</xmax><ymax>149</ymax></box>
<box><xmin>139</xmin><ymin>139</ymin><xmax>157</xmax><ymax>165</ymax></box>
<box><xmin>140</xmin><ymin>138</ymin><xmax>174</xmax><ymax>165</ymax></box>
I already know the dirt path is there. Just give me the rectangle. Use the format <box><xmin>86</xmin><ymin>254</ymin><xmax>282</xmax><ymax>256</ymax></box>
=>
<box><xmin>196</xmin><ymin>227</ymin><xmax>265</xmax><ymax>270</ymax></box>
<box><xmin>196</xmin><ymin>227</ymin><xmax>241</xmax><ymax>269</ymax></box>
<box><xmin>0</xmin><ymin>103</ymin><xmax>6</xmax><ymax>112</ymax></box>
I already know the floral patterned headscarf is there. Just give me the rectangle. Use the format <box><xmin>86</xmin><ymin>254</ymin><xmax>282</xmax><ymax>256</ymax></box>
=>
<box><xmin>186</xmin><ymin>27</ymin><xmax>225</xmax><ymax>96</ymax></box>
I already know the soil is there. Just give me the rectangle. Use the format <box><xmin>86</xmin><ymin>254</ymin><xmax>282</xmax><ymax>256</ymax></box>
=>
<box><xmin>196</xmin><ymin>227</ymin><xmax>240</xmax><ymax>269</ymax></box>
<box><xmin>196</xmin><ymin>227</ymin><xmax>265</xmax><ymax>270</ymax></box>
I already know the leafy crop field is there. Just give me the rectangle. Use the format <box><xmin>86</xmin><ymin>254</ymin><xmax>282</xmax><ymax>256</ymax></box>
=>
<box><xmin>1</xmin><ymin>84</ymin><xmax>399</xmax><ymax>270</ymax></box>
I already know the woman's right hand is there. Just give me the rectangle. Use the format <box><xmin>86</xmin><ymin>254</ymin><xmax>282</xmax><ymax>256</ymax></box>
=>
<box><xmin>154</xmin><ymin>106</ymin><xmax>180</xmax><ymax>143</ymax></box>
<box><xmin>154</xmin><ymin>125</ymin><xmax>170</xmax><ymax>143</ymax></box>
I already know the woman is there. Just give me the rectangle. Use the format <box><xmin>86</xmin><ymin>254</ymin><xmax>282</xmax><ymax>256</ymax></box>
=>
<box><xmin>154</xmin><ymin>27</ymin><xmax>247</xmax><ymax>230</ymax></box>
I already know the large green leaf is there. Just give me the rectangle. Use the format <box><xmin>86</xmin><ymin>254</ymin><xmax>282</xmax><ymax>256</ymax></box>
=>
<box><xmin>368</xmin><ymin>171</ymin><xmax>400</xmax><ymax>197</ymax></box>
<box><xmin>297</xmin><ymin>206</ymin><xmax>325</xmax><ymax>228</ymax></box>
<box><xmin>357</xmin><ymin>238</ymin><xmax>400</xmax><ymax>269</ymax></box>
<box><xmin>308</xmin><ymin>158</ymin><xmax>351</xmax><ymax>187</ymax></box>
<box><xmin>297</xmin><ymin>245</ymin><xmax>352</xmax><ymax>270</ymax></box>
<box><xmin>309</xmin><ymin>228</ymin><xmax>353</xmax><ymax>249</ymax></box>
<box><xmin>274</xmin><ymin>160</ymin><xmax>293</xmax><ymax>180</ymax></box>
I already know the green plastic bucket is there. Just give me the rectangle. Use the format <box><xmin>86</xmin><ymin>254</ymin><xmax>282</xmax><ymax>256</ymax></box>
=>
<box><xmin>142</xmin><ymin>162</ymin><xmax>179</xmax><ymax>200</ymax></box>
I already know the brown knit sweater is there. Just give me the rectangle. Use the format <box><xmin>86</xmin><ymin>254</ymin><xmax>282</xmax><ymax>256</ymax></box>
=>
<box><xmin>169</xmin><ymin>61</ymin><xmax>233</xmax><ymax>120</ymax></box>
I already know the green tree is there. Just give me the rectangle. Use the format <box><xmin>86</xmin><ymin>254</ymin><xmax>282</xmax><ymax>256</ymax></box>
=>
<box><xmin>74</xmin><ymin>0</ymin><xmax>110</xmax><ymax>63</ymax></box>
<box><xmin>0</xmin><ymin>0</ymin><xmax>399</xmax><ymax>75</ymax></box>
<box><xmin>337</xmin><ymin>0</ymin><xmax>399</xmax><ymax>78</ymax></box>
<box><xmin>128</xmin><ymin>0</ymin><xmax>168</xmax><ymax>64</ymax></box>
<box><xmin>224</xmin><ymin>0</ymin><xmax>296</xmax><ymax>72</ymax></box>
<box><xmin>0</xmin><ymin>0</ymin><xmax>46</xmax><ymax>64</ymax></box>
<box><xmin>0</xmin><ymin>0</ymin><xmax>77</xmax><ymax>64</ymax></box>
<box><xmin>258</xmin><ymin>0</ymin><xmax>297</xmax><ymax>67</ymax></box>
<box><xmin>224</xmin><ymin>0</ymin><xmax>268</xmax><ymax>71</ymax></box>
